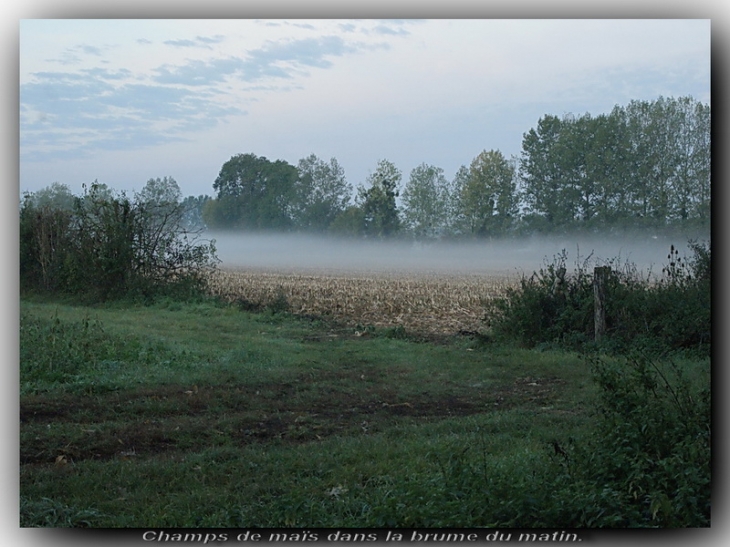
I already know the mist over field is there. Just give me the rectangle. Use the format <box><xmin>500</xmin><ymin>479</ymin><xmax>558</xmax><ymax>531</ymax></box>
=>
<box><xmin>206</xmin><ymin>231</ymin><xmax>705</xmax><ymax>276</ymax></box>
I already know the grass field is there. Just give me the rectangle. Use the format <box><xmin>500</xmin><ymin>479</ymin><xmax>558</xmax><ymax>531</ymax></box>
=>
<box><xmin>19</xmin><ymin>291</ymin><xmax>603</xmax><ymax>528</ymax></box>
<box><xmin>19</xmin><ymin>265</ymin><xmax>710</xmax><ymax>528</ymax></box>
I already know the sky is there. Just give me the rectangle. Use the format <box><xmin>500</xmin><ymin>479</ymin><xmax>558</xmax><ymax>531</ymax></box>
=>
<box><xmin>19</xmin><ymin>18</ymin><xmax>711</xmax><ymax>199</ymax></box>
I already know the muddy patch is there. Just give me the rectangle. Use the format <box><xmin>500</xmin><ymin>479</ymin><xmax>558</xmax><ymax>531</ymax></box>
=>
<box><xmin>21</xmin><ymin>376</ymin><xmax>565</xmax><ymax>466</ymax></box>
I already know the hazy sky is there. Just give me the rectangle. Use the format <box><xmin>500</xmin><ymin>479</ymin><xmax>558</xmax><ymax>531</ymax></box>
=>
<box><xmin>19</xmin><ymin>18</ymin><xmax>710</xmax><ymax>198</ymax></box>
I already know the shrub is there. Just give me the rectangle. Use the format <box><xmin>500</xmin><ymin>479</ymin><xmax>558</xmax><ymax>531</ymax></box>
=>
<box><xmin>267</xmin><ymin>287</ymin><xmax>291</xmax><ymax>314</ymax></box>
<box><xmin>550</xmin><ymin>352</ymin><xmax>711</xmax><ymax>527</ymax></box>
<box><xmin>20</xmin><ymin>182</ymin><xmax>219</xmax><ymax>302</ymax></box>
<box><xmin>647</xmin><ymin>241</ymin><xmax>711</xmax><ymax>352</ymax></box>
<box><xmin>491</xmin><ymin>249</ymin><xmax>606</xmax><ymax>349</ymax></box>
<box><xmin>491</xmin><ymin>241</ymin><xmax>711</xmax><ymax>356</ymax></box>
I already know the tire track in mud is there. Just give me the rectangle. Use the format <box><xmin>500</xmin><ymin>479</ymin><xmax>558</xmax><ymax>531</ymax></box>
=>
<box><xmin>20</xmin><ymin>376</ymin><xmax>565</xmax><ymax>465</ymax></box>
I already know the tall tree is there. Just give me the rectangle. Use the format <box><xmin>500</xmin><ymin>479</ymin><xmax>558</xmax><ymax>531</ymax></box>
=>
<box><xmin>554</xmin><ymin>114</ymin><xmax>596</xmax><ymax>223</ymax></box>
<box><xmin>401</xmin><ymin>163</ymin><xmax>450</xmax><ymax>239</ymax></box>
<box><xmin>136</xmin><ymin>177</ymin><xmax>184</xmax><ymax>233</ymax></box>
<box><xmin>583</xmin><ymin>109</ymin><xmax>633</xmax><ymax>226</ymax></box>
<box><xmin>180</xmin><ymin>195</ymin><xmax>211</xmax><ymax>231</ymax></box>
<box><xmin>359</xmin><ymin>159</ymin><xmax>402</xmax><ymax>238</ymax></box>
<box><xmin>668</xmin><ymin>97</ymin><xmax>710</xmax><ymax>224</ymax></box>
<box><xmin>24</xmin><ymin>182</ymin><xmax>76</xmax><ymax>211</ymax></box>
<box><xmin>19</xmin><ymin>186</ymin><xmax>74</xmax><ymax>291</ymax></box>
<box><xmin>447</xmin><ymin>165</ymin><xmax>470</xmax><ymax>236</ymax></box>
<box><xmin>517</xmin><ymin>96</ymin><xmax>710</xmax><ymax>232</ymax></box>
<box><xmin>137</xmin><ymin>176</ymin><xmax>182</xmax><ymax>207</ymax></box>
<box><xmin>459</xmin><ymin>150</ymin><xmax>518</xmax><ymax>236</ymax></box>
<box><xmin>623</xmin><ymin>98</ymin><xmax>679</xmax><ymax>226</ymax></box>
<box><xmin>519</xmin><ymin>115</ymin><xmax>571</xmax><ymax>230</ymax></box>
<box><xmin>205</xmin><ymin>153</ymin><xmax>298</xmax><ymax>230</ymax></box>
<box><xmin>294</xmin><ymin>154</ymin><xmax>353</xmax><ymax>232</ymax></box>
<box><xmin>329</xmin><ymin>205</ymin><xmax>366</xmax><ymax>237</ymax></box>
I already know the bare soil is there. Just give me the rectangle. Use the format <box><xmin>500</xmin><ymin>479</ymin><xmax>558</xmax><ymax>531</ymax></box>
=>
<box><xmin>20</xmin><ymin>374</ymin><xmax>565</xmax><ymax>466</ymax></box>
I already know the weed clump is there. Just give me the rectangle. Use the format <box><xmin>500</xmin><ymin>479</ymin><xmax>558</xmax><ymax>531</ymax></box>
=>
<box><xmin>492</xmin><ymin>240</ymin><xmax>710</xmax><ymax>356</ymax></box>
<box><xmin>268</xmin><ymin>287</ymin><xmax>292</xmax><ymax>314</ymax></box>
<box><xmin>19</xmin><ymin>308</ymin><xmax>181</xmax><ymax>392</ymax></box>
<box><xmin>20</xmin><ymin>310</ymin><xmax>112</xmax><ymax>385</ymax></box>
<box><xmin>546</xmin><ymin>352</ymin><xmax>711</xmax><ymax>527</ymax></box>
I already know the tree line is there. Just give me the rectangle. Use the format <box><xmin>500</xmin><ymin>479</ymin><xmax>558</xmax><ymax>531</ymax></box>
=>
<box><xmin>201</xmin><ymin>95</ymin><xmax>710</xmax><ymax>238</ymax></box>
<box><xmin>23</xmin><ymin>95</ymin><xmax>710</xmax><ymax>250</ymax></box>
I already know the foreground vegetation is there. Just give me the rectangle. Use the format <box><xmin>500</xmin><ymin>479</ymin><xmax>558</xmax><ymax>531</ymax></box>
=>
<box><xmin>20</xmin><ymin>179</ymin><xmax>217</xmax><ymax>302</ymax></box>
<box><xmin>18</xmin><ymin>176</ymin><xmax>711</xmax><ymax>527</ymax></box>
<box><xmin>494</xmin><ymin>240</ymin><xmax>711</xmax><ymax>358</ymax></box>
<box><xmin>19</xmin><ymin>298</ymin><xmax>587</xmax><ymax>527</ymax></box>
<box><xmin>20</xmin><ymin>290</ymin><xmax>709</xmax><ymax>528</ymax></box>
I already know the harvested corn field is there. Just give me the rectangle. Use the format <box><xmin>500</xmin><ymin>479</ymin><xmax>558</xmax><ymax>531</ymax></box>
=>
<box><xmin>208</xmin><ymin>267</ymin><xmax>519</xmax><ymax>335</ymax></box>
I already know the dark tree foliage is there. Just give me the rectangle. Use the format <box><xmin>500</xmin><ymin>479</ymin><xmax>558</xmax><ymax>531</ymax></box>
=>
<box><xmin>204</xmin><ymin>97</ymin><xmax>708</xmax><ymax>240</ymax></box>
<box><xmin>518</xmin><ymin>96</ymin><xmax>710</xmax><ymax>234</ymax></box>
<box><xmin>205</xmin><ymin>153</ymin><xmax>299</xmax><ymax>230</ymax></box>
<box><xmin>180</xmin><ymin>195</ymin><xmax>212</xmax><ymax>231</ymax></box>
<box><xmin>401</xmin><ymin>163</ymin><xmax>451</xmax><ymax>239</ymax></box>
<box><xmin>19</xmin><ymin>199</ymin><xmax>74</xmax><ymax>292</ymax></box>
<box><xmin>293</xmin><ymin>154</ymin><xmax>352</xmax><ymax>232</ymax></box>
<box><xmin>359</xmin><ymin>159</ymin><xmax>402</xmax><ymax>238</ymax></box>
<box><xmin>329</xmin><ymin>205</ymin><xmax>366</xmax><ymax>237</ymax></box>
<box><xmin>458</xmin><ymin>150</ymin><xmax>518</xmax><ymax>237</ymax></box>
<box><xmin>519</xmin><ymin>115</ymin><xmax>568</xmax><ymax>228</ymax></box>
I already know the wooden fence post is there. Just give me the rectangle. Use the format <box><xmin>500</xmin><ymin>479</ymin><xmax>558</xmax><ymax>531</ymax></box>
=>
<box><xmin>594</xmin><ymin>266</ymin><xmax>611</xmax><ymax>342</ymax></box>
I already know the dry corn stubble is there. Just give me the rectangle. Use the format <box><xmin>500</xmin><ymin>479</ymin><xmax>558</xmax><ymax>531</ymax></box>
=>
<box><xmin>208</xmin><ymin>267</ymin><xmax>519</xmax><ymax>335</ymax></box>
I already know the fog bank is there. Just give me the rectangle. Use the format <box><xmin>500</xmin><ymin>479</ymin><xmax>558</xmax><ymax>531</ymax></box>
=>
<box><xmin>205</xmin><ymin>231</ymin><xmax>707</xmax><ymax>276</ymax></box>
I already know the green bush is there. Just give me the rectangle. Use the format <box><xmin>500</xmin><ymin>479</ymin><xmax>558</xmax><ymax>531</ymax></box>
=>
<box><xmin>549</xmin><ymin>352</ymin><xmax>711</xmax><ymax>527</ymax></box>
<box><xmin>644</xmin><ymin>241</ymin><xmax>711</xmax><ymax>352</ymax></box>
<box><xmin>20</xmin><ymin>182</ymin><xmax>218</xmax><ymax>302</ymax></box>
<box><xmin>491</xmin><ymin>241</ymin><xmax>710</xmax><ymax>356</ymax></box>
<box><xmin>267</xmin><ymin>287</ymin><xmax>292</xmax><ymax>314</ymax></box>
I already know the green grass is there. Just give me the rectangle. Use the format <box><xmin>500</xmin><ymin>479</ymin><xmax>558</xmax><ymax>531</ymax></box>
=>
<box><xmin>19</xmin><ymin>297</ymin><xmax>708</xmax><ymax>528</ymax></box>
